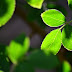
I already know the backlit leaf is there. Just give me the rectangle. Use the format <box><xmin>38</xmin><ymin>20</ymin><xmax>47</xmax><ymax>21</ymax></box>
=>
<box><xmin>6</xmin><ymin>34</ymin><xmax>30</xmax><ymax>64</ymax></box>
<box><xmin>26</xmin><ymin>0</ymin><xmax>44</xmax><ymax>9</ymax></box>
<box><xmin>0</xmin><ymin>0</ymin><xmax>15</xmax><ymax>27</ymax></box>
<box><xmin>41</xmin><ymin>9</ymin><xmax>65</xmax><ymax>27</ymax></box>
<box><xmin>41</xmin><ymin>29</ymin><xmax>62</xmax><ymax>55</ymax></box>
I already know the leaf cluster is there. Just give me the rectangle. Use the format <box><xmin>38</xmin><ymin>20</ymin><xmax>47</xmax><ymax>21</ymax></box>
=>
<box><xmin>25</xmin><ymin>0</ymin><xmax>72</xmax><ymax>55</ymax></box>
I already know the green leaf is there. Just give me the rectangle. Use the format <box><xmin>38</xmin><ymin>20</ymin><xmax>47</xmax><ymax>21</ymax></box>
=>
<box><xmin>0</xmin><ymin>0</ymin><xmax>15</xmax><ymax>27</ymax></box>
<box><xmin>62</xmin><ymin>25</ymin><xmax>72</xmax><ymax>51</ymax></box>
<box><xmin>28</xmin><ymin>50</ymin><xmax>59</xmax><ymax>69</ymax></box>
<box><xmin>41</xmin><ymin>9</ymin><xmax>65</xmax><ymax>27</ymax></box>
<box><xmin>62</xmin><ymin>61</ymin><xmax>71</xmax><ymax>72</ymax></box>
<box><xmin>41</xmin><ymin>29</ymin><xmax>62</xmax><ymax>55</ymax></box>
<box><xmin>6</xmin><ymin>34</ymin><xmax>30</xmax><ymax>64</ymax></box>
<box><xmin>26</xmin><ymin>0</ymin><xmax>44</xmax><ymax>9</ymax></box>
<box><xmin>68</xmin><ymin>0</ymin><xmax>72</xmax><ymax>10</ymax></box>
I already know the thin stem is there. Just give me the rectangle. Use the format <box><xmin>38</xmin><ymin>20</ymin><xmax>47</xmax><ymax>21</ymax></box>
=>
<box><xmin>60</xmin><ymin>20</ymin><xmax>72</xmax><ymax>30</ymax></box>
<box><xmin>67</xmin><ymin>20</ymin><xmax>72</xmax><ymax>24</ymax></box>
<box><xmin>60</xmin><ymin>24</ymin><xmax>66</xmax><ymax>30</ymax></box>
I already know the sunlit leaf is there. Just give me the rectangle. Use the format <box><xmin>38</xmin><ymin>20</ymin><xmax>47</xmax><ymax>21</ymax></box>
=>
<box><xmin>0</xmin><ymin>0</ymin><xmax>15</xmax><ymax>27</ymax></box>
<box><xmin>26</xmin><ymin>0</ymin><xmax>44</xmax><ymax>9</ymax></box>
<box><xmin>62</xmin><ymin>25</ymin><xmax>72</xmax><ymax>51</ymax></box>
<box><xmin>6</xmin><ymin>34</ymin><xmax>30</xmax><ymax>64</ymax></box>
<box><xmin>41</xmin><ymin>29</ymin><xmax>62</xmax><ymax>55</ymax></box>
<box><xmin>68</xmin><ymin>0</ymin><xmax>72</xmax><ymax>10</ymax></box>
<box><xmin>63</xmin><ymin>61</ymin><xmax>71</xmax><ymax>72</ymax></box>
<box><xmin>41</xmin><ymin>9</ymin><xmax>65</xmax><ymax>27</ymax></box>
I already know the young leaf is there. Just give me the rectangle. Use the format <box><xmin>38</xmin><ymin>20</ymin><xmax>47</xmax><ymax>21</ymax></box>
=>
<box><xmin>68</xmin><ymin>0</ymin><xmax>72</xmax><ymax>10</ymax></box>
<box><xmin>41</xmin><ymin>9</ymin><xmax>65</xmax><ymax>27</ymax></box>
<box><xmin>41</xmin><ymin>29</ymin><xmax>62</xmax><ymax>55</ymax></box>
<box><xmin>6</xmin><ymin>34</ymin><xmax>30</xmax><ymax>64</ymax></box>
<box><xmin>62</xmin><ymin>25</ymin><xmax>72</xmax><ymax>51</ymax></box>
<box><xmin>0</xmin><ymin>0</ymin><xmax>15</xmax><ymax>27</ymax></box>
<box><xmin>26</xmin><ymin>0</ymin><xmax>44</xmax><ymax>9</ymax></box>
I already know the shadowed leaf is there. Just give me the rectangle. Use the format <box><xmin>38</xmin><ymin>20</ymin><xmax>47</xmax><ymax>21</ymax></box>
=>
<box><xmin>62</xmin><ymin>25</ymin><xmax>72</xmax><ymax>51</ymax></box>
<box><xmin>68</xmin><ymin>0</ymin><xmax>72</xmax><ymax>10</ymax></box>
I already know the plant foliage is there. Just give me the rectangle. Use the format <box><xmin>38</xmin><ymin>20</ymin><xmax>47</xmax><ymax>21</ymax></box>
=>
<box><xmin>6</xmin><ymin>34</ymin><xmax>30</xmax><ymax>64</ymax></box>
<box><xmin>41</xmin><ymin>29</ymin><xmax>62</xmax><ymax>55</ymax></box>
<box><xmin>25</xmin><ymin>0</ymin><xmax>72</xmax><ymax>55</ymax></box>
<box><xmin>41</xmin><ymin>9</ymin><xmax>65</xmax><ymax>27</ymax></box>
<box><xmin>0</xmin><ymin>0</ymin><xmax>15</xmax><ymax>27</ymax></box>
<box><xmin>0</xmin><ymin>0</ymin><xmax>72</xmax><ymax>71</ymax></box>
<box><xmin>26</xmin><ymin>0</ymin><xmax>44</xmax><ymax>9</ymax></box>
